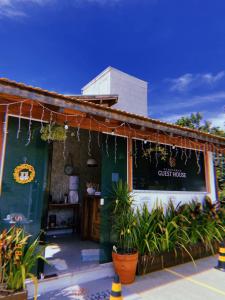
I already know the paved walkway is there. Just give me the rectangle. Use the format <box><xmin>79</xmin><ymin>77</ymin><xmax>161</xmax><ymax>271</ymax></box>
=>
<box><xmin>37</xmin><ymin>255</ymin><xmax>225</xmax><ymax>300</ymax></box>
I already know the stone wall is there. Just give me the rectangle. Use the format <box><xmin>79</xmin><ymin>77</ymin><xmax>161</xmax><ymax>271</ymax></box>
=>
<box><xmin>50</xmin><ymin>129</ymin><xmax>101</xmax><ymax>202</ymax></box>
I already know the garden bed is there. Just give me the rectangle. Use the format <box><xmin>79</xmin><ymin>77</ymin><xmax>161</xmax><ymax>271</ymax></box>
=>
<box><xmin>137</xmin><ymin>241</ymin><xmax>219</xmax><ymax>275</ymax></box>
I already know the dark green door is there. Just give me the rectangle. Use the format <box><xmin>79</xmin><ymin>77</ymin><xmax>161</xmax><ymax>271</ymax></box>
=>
<box><xmin>100</xmin><ymin>134</ymin><xmax>127</xmax><ymax>263</ymax></box>
<box><xmin>0</xmin><ymin>117</ymin><xmax>49</xmax><ymax>238</ymax></box>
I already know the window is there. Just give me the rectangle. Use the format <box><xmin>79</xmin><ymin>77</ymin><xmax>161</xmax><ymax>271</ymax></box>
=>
<box><xmin>133</xmin><ymin>140</ymin><xmax>206</xmax><ymax>192</ymax></box>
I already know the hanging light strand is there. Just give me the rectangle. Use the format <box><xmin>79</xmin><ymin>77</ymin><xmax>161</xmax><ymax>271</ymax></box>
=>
<box><xmin>25</xmin><ymin>102</ymin><xmax>33</xmax><ymax>146</ymax></box>
<box><xmin>114</xmin><ymin>135</ymin><xmax>117</xmax><ymax>164</ymax></box>
<box><xmin>3</xmin><ymin>104</ymin><xmax>9</xmax><ymax>135</ymax></box>
<box><xmin>16</xmin><ymin>102</ymin><xmax>23</xmax><ymax>139</ymax></box>
<box><xmin>105</xmin><ymin>134</ymin><xmax>109</xmax><ymax>157</ymax></box>
<box><xmin>40</xmin><ymin>105</ymin><xmax>45</xmax><ymax>132</ymax></box>
<box><xmin>48</xmin><ymin>111</ymin><xmax>53</xmax><ymax>142</ymax></box>
<box><xmin>88</xmin><ymin>119</ymin><xmax>92</xmax><ymax>157</ymax></box>
<box><xmin>98</xmin><ymin>125</ymin><xmax>101</xmax><ymax>148</ymax></box>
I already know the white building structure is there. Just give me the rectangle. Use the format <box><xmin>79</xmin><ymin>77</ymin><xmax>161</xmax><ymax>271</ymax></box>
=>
<box><xmin>82</xmin><ymin>66</ymin><xmax>148</xmax><ymax>117</ymax></box>
<box><xmin>82</xmin><ymin>67</ymin><xmax>217</xmax><ymax>207</ymax></box>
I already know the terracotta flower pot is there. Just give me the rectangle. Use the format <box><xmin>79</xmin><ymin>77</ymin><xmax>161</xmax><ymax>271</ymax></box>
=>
<box><xmin>112</xmin><ymin>251</ymin><xmax>138</xmax><ymax>284</ymax></box>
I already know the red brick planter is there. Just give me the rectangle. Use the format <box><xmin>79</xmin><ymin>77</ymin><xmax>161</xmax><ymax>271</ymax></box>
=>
<box><xmin>137</xmin><ymin>241</ymin><xmax>219</xmax><ymax>275</ymax></box>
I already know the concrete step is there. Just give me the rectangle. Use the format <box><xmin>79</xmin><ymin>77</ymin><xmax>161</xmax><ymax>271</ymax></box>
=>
<box><xmin>26</xmin><ymin>262</ymin><xmax>114</xmax><ymax>298</ymax></box>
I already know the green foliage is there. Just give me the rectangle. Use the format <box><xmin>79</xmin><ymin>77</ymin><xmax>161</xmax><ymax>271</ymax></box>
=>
<box><xmin>111</xmin><ymin>180</ymin><xmax>137</xmax><ymax>254</ymax></box>
<box><xmin>134</xmin><ymin>197</ymin><xmax>225</xmax><ymax>258</ymax></box>
<box><xmin>175</xmin><ymin>112</ymin><xmax>225</xmax><ymax>207</ymax></box>
<box><xmin>175</xmin><ymin>112</ymin><xmax>225</xmax><ymax>137</ymax></box>
<box><xmin>0</xmin><ymin>227</ymin><xmax>47</xmax><ymax>297</ymax></box>
<box><xmin>40</xmin><ymin>123</ymin><xmax>67</xmax><ymax>141</ymax></box>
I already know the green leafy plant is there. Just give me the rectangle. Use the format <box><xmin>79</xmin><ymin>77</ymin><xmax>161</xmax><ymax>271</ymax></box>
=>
<box><xmin>0</xmin><ymin>227</ymin><xmax>47</xmax><ymax>299</ymax></box>
<box><xmin>134</xmin><ymin>197</ymin><xmax>225</xmax><ymax>261</ymax></box>
<box><xmin>40</xmin><ymin>123</ymin><xmax>67</xmax><ymax>142</ymax></box>
<box><xmin>111</xmin><ymin>180</ymin><xmax>137</xmax><ymax>254</ymax></box>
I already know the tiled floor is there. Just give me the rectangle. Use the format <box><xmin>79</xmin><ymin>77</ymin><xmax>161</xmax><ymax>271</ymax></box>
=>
<box><xmin>44</xmin><ymin>234</ymin><xmax>100</xmax><ymax>276</ymax></box>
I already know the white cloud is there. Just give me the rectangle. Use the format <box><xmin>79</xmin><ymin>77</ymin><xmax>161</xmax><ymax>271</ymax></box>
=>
<box><xmin>0</xmin><ymin>0</ymin><xmax>52</xmax><ymax>18</ymax></box>
<box><xmin>0</xmin><ymin>0</ymin><xmax>122</xmax><ymax>18</ymax></box>
<box><xmin>208</xmin><ymin>114</ymin><xmax>225</xmax><ymax>129</ymax></box>
<box><xmin>151</xmin><ymin>91</ymin><xmax>225</xmax><ymax>113</ymax></box>
<box><xmin>167</xmin><ymin>71</ymin><xmax>225</xmax><ymax>92</ymax></box>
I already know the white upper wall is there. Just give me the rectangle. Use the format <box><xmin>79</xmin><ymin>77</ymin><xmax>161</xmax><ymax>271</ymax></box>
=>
<box><xmin>82</xmin><ymin>67</ymin><xmax>148</xmax><ymax>117</ymax></box>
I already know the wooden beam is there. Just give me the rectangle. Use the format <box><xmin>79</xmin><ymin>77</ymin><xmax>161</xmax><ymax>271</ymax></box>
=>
<box><xmin>0</xmin><ymin>85</ymin><xmax>224</xmax><ymax>146</ymax></box>
<box><xmin>1</xmin><ymin>97</ymin><xmax>224</xmax><ymax>154</ymax></box>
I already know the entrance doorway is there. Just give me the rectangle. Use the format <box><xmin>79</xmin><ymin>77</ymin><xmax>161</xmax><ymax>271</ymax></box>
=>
<box><xmin>44</xmin><ymin>128</ymin><xmax>102</xmax><ymax>275</ymax></box>
<box><xmin>43</xmin><ymin>131</ymin><xmax>127</xmax><ymax>276</ymax></box>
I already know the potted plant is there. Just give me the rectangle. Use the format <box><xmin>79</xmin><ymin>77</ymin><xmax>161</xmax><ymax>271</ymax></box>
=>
<box><xmin>111</xmin><ymin>181</ymin><xmax>138</xmax><ymax>284</ymax></box>
<box><xmin>40</xmin><ymin>123</ymin><xmax>67</xmax><ymax>142</ymax></box>
<box><xmin>0</xmin><ymin>226</ymin><xmax>47</xmax><ymax>300</ymax></box>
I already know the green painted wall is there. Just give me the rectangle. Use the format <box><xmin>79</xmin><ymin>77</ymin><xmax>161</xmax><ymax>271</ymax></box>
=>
<box><xmin>100</xmin><ymin>134</ymin><xmax>127</xmax><ymax>262</ymax></box>
<box><xmin>0</xmin><ymin>117</ymin><xmax>49</xmax><ymax>238</ymax></box>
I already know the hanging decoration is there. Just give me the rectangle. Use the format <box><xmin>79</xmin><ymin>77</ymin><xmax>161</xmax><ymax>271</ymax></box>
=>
<box><xmin>13</xmin><ymin>163</ymin><xmax>35</xmax><ymax>184</ymax></box>
<box><xmin>25</xmin><ymin>102</ymin><xmax>33</xmax><ymax>146</ymax></box>
<box><xmin>40</xmin><ymin>105</ymin><xmax>45</xmax><ymax>132</ymax></box>
<box><xmin>98</xmin><ymin>126</ymin><xmax>101</xmax><ymax>148</ymax></box>
<box><xmin>16</xmin><ymin>101</ymin><xmax>23</xmax><ymax>139</ymax></box>
<box><xmin>114</xmin><ymin>135</ymin><xmax>117</xmax><ymax>164</ymax></box>
<box><xmin>142</xmin><ymin>144</ymin><xmax>168</xmax><ymax>161</ymax></box>
<box><xmin>0</xmin><ymin>98</ymin><xmax>223</xmax><ymax>171</ymax></box>
<box><xmin>40</xmin><ymin>123</ymin><xmax>66</xmax><ymax>142</ymax></box>
<box><xmin>184</xmin><ymin>139</ymin><xmax>188</xmax><ymax>165</ymax></box>
<box><xmin>195</xmin><ymin>147</ymin><xmax>201</xmax><ymax>174</ymax></box>
<box><xmin>3</xmin><ymin>104</ymin><xmax>9</xmax><ymax>135</ymax></box>
<box><xmin>105</xmin><ymin>134</ymin><xmax>109</xmax><ymax>157</ymax></box>
<box><xmin>88</xmin><ymin>119</ymin><xmax>92</xmax><ymax>157</ymax></box>
<box><xmin>134</xmin><ymin>138</ymin><xmax>137</xmax><ymax>168</ymax></box>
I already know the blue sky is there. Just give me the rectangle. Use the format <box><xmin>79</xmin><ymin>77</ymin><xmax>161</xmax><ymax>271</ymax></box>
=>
<box><xmin>0</xmin><ymin>0</ymin><xmax>224</xmax><ymax>129</ymax></box>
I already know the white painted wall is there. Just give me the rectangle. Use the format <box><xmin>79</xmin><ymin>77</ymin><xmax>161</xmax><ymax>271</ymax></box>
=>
<box><xmin>82</xmin><ymin>70</ymin><xmax>111</xmax><ymax>95</ymax></box>
<box><xmin>132</xmin><ymin>151</ymin><xmax>217</xmax><ymax>210</ymax></box>
<box><xmin>82</xmin><ymin>67</ymin><xmax>148</xmax><ymax>117</ymax></box>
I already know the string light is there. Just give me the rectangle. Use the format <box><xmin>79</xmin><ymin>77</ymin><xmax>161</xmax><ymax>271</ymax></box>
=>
<box><xmin>40</xmin><ymin>105</ymin><xmax>45</xmax><ymax>132</ymax></box>
<box><xmin>48</xmin><ymin>111</ymin><xmax>53</xmax><ymax>142</ymax></box>
<box><xmin>0</xmin><ymin>98</ymin><xmax>223</xmax><ymax>166</ymax></box>
<box><xmin>149</xmin><ymin>141</ymin><xmax>152</xmax><ymax>164</ymax></box>
<box><xmin>105</xmin><ymin>134</ymin><xmax>109</xmax><ymax>157</ymax></box>
<box><xmin>98</xmin><ymin>126</ymin><xmax>101</xmax><ymax>148</ymax></box>
<box><xmin>3</xmin><ymin>104</ymin><xmax>9</xmax><ymax>135</ymax></box>
<box><xmin>63</xmin><ymin>130</ymin><xmax>67</xmax><ymax>160</ymax></box>
<box><xmin>25</xmin><ymin>102</ymin><xmax>33</xmax><ymax>146</ymax></box>
<box><xmin>134</xmin><ymin>138</ymin><xmax>138</xmax><ymax>168</ymax></box>
<box><xmin>114</xmin><ymin>135</ymin><xmax>117</xmax><ymax>164</ymax></box>
<box><xmin>77</xmin><ymin>125</ymin><xmax>80</xmax><ymax>142</ymax></box>
<box><xmin>195</xmin><ymin>146</ymin><xmax>201</xmax><ymax>174</ymax></box>
<box><xmin>64</xmin><ymin>114</ymin><xmax>69</xmax><ymax>130</ymax></box>
<box><xmin>16</xmin><ymin>101</ymin><xmax>23</xmax><ymax>139</ymax></box>
<box><xmin>184</xmin><ymin>138</ymin><xmax>188</xmax><ymax>165</ymax></box>
<box><xmin>155</xmin><ymin>144</ymin><xmax>158</xmax><ymax>168</ymax></box>
<box><xmin>88</xmin><ymin>118</ymin><xmax>92</xmax><ymax>157</ymax></box>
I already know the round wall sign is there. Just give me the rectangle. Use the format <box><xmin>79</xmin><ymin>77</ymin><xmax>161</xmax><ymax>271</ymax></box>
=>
<box><xmin>13</xmin><ymin>164</ymin><xmax>35</xmax><ymax>184</ymax></box>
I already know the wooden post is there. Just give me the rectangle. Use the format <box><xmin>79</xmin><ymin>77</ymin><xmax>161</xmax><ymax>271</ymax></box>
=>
<box><xmin>0</xmin><ymin>112</ymin><xmax>4</xmax><ymax>167</ymax></box>
<box><xmin>204</xmin><ymin>151</ymin><xmax>211</xmax><ymax>194</ymax></box>
<box><xmin>127</xmin><ymin>138</ymin><xmax>133</xmax><ymax>191</ymax></box>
